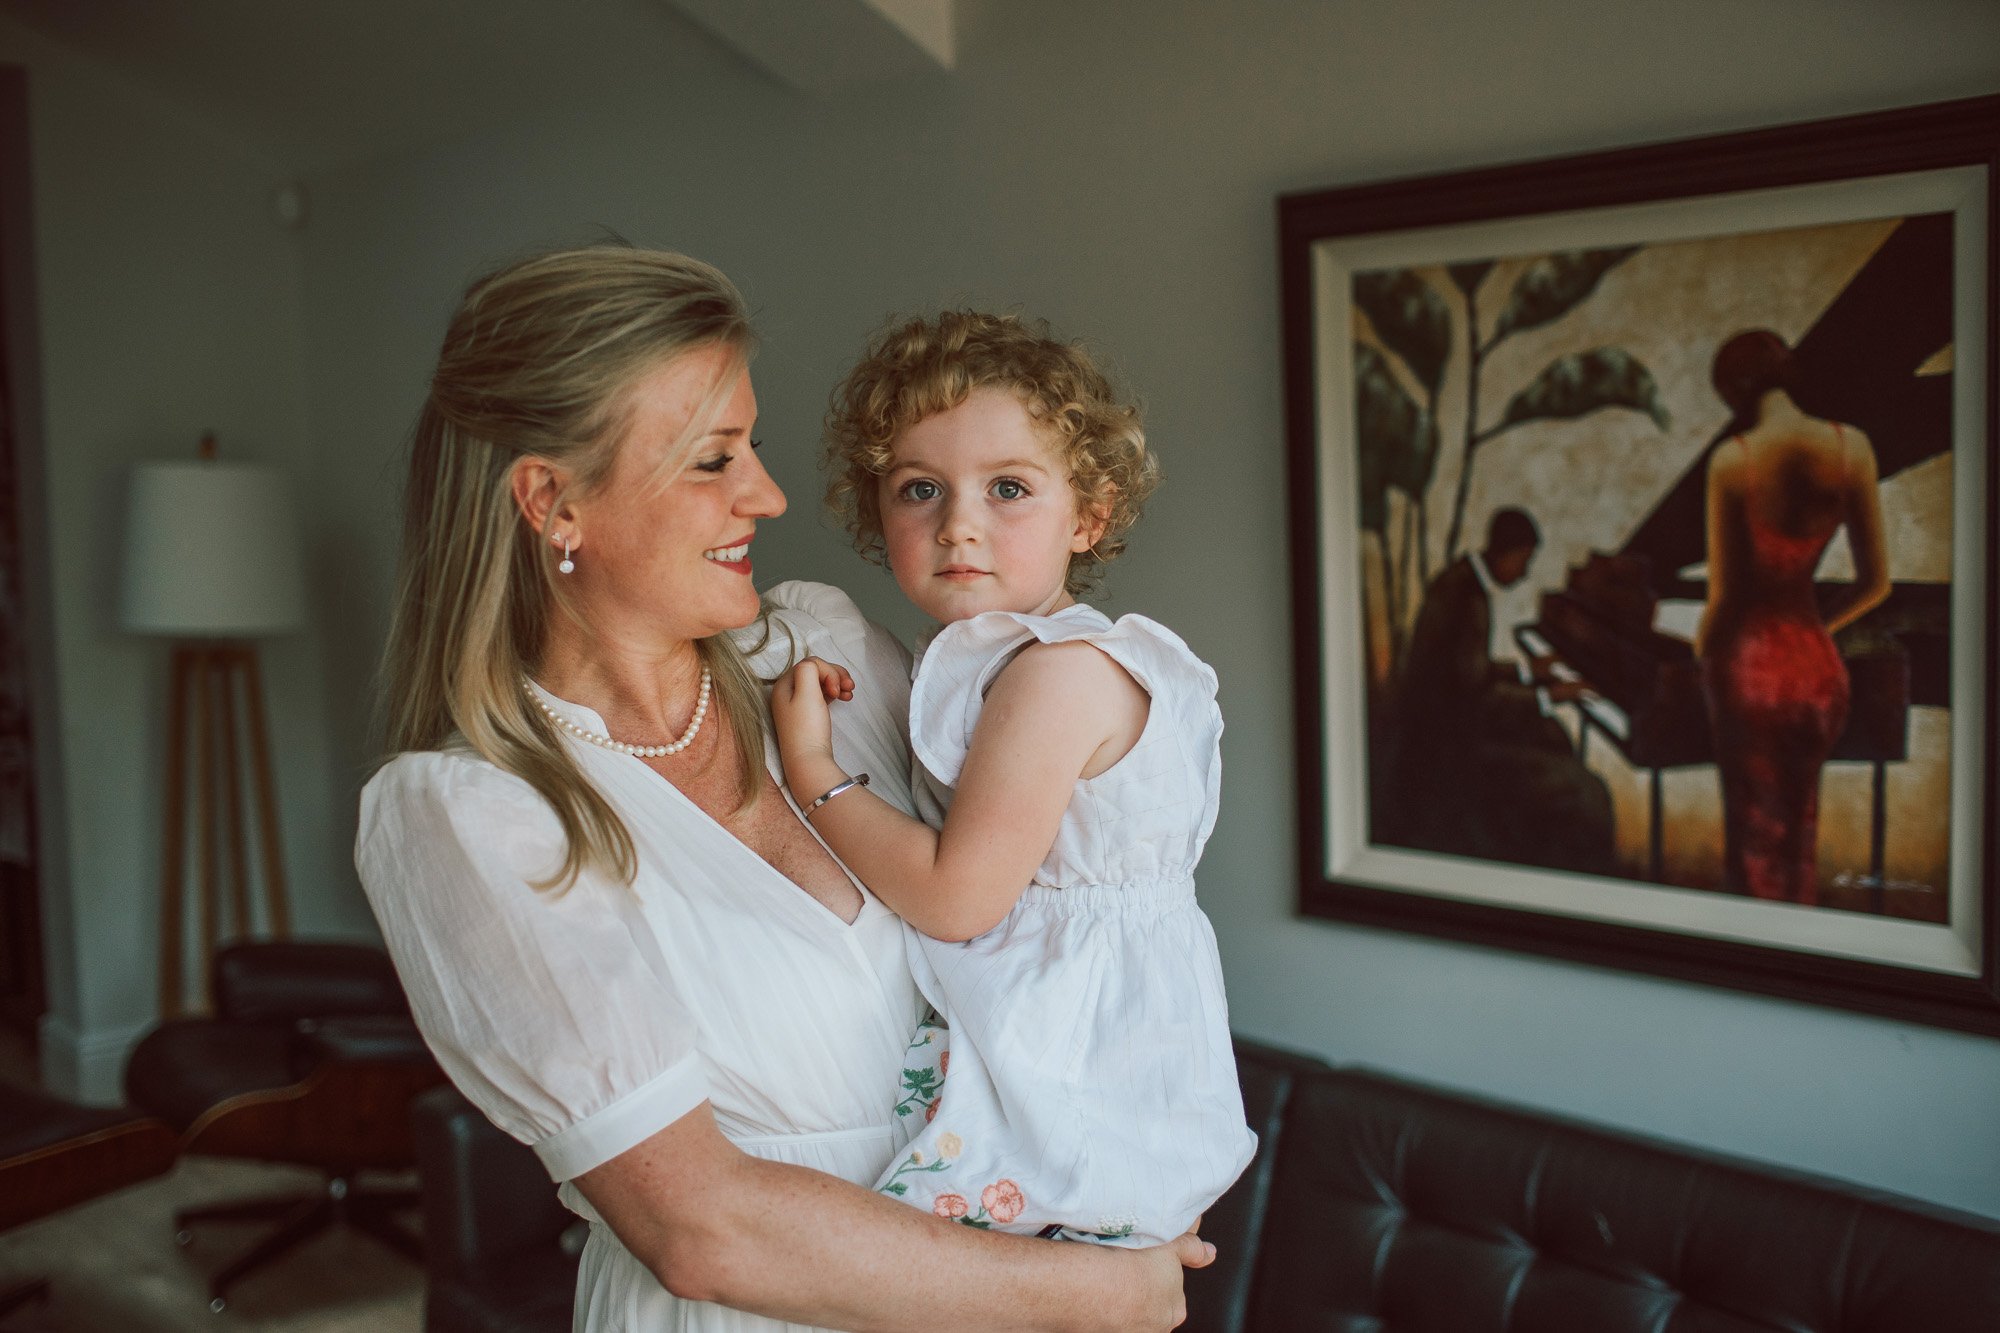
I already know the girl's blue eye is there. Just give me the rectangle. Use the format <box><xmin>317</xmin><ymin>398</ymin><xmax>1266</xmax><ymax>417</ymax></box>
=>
<box><xmin>900</xmin><ymin>479</ymin><xmax>942</xmax><ymax>502</ymax></box>
<box><xmin>992</xmin><ymin>478</ymin><xmax>1028</xmax><ymax>500</ymax></box>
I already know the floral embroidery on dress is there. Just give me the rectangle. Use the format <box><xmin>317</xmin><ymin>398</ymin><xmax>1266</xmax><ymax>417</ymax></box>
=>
<box><xmin>950</xmin><ymin>1179</ymin><xmax>1027</xmax><ymax>1229</ymax></box>
<box><xmin>879</xmin><ymin>1141</ymin><xmax>1028</xmax><ymax>1232</ymax></box>
<box><xmin>878</xmin><ymin>1132</ymin><xmax>962</xmax><ymax>1198</ymax></box>
<box><xmin>893</xmin><ymin>1014</ymin><xmax>949</xmax><ymax>1121</ymax></box>
<box><xmin>894</xmin><ymin>1063</ymin><xmax>941</xmax><ymax>1121</ymax></box>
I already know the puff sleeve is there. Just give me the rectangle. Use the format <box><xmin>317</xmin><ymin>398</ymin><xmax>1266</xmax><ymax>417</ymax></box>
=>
<box><xmin>356</xmin><ymin>751</ymin><xmax>708</xmax><ymax>1181</ymax></box>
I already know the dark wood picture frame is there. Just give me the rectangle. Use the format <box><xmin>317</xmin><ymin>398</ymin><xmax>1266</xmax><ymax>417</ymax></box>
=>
<box><xmin>1279</xmin><ymin>94</ymin><xmax>2000</xmax><ymax>1036</ymax></box>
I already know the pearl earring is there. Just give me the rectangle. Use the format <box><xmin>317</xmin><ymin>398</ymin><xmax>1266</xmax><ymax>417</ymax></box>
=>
<box><xmin>558</xmin><ymin>534</ymin><xmax>575</xmax><ymax>575</ymax></box>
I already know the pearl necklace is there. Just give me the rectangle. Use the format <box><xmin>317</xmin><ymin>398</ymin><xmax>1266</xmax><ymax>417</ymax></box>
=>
<box><xmin>525</xmin><ymin>667</ymin><xmax>712</xmax><ymax>758</ymax></box>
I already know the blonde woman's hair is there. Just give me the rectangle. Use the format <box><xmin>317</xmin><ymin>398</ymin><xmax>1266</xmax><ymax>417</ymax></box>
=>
<box><xmin>823</xmin><ymin>310</ymin><xmax>1158</xmax><ymax>595</ymax></box>
<box><xmin>379</xmin><ymin>245</ymin><xmax>765</xmax><ymax>890</ymax></box>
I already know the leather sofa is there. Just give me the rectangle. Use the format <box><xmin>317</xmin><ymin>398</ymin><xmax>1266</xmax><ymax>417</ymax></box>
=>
<box><xmin>411</xmin><ymin>1039</ymin><xmax>2000</xmax><ymax>1331</ymax></box>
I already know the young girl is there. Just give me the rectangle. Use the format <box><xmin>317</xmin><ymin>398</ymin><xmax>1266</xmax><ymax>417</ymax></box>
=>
<box><xmin>770</xmin><ymin>311</ymin><xmax>1254</xmax><ymax>1247</ymax></box>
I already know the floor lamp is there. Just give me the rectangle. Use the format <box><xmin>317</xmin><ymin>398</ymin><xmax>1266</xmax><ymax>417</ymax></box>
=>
<box><xmin>121</xmin><ymin>438</ymin><xmax>305</xmax><ymax>1018</ymax></box>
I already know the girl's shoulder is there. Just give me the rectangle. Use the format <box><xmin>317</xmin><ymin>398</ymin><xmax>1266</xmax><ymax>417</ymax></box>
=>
<box><xmin>923</xmin><ymin>605</ymin><xmax>1215</xmax><ymax>695</ymax></box>
<box><xmin>912</xmin><ymin>606</ymin><xmax>1219</xmax><ymax>786</ymax></box>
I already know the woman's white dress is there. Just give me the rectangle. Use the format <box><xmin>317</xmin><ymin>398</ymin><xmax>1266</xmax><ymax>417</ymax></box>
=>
<box><xmin>878</xmin><ymin>604</ymin><xmax>1255</xmax><ymax>1247</ymax></box>
<box><xmin>355</xmin><ymin>582</ymin><xmax>920</xmax><ymax>1332</ymax></box>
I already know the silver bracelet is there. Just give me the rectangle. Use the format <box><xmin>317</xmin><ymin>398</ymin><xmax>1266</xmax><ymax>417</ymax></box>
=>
<box><xmin>801</xmin><ymin>772</ymin><xmax>869</xmax><ymax>818</ymax></box>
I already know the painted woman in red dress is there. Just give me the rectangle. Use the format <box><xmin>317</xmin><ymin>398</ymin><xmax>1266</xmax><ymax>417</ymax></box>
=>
<box><xmin>1694</xmin><ymin>330</ymin><xmax>1890</xmax><ymax>903</ymax></box>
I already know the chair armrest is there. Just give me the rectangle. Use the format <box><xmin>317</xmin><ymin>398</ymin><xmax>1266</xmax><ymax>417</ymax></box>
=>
<box><xmin>213</xmin><ymin>941</ymin><xmax>408</xmax><ymax>1023</ymax></box>
<box><xmin>296</xmin><ymin>1015</ymin><xmax>433</xmax><ymax>1067</ymax></box>
<box><xmin>0</xmin><ymin>1085</ymin><xmax>178</xmax><ymax>1230</ymax></box>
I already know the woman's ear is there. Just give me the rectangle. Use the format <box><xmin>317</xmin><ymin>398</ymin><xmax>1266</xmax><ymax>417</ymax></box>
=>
<box><xmin>511</xmin><ymin>456</ymin><xmax>577</xmax><ymax>550</ymax></box>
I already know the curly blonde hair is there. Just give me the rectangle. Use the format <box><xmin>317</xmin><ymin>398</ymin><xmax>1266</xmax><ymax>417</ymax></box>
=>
<box><xmin>824</xmin><ymin>310</ymin><xmax>1158</xmax><ymax>595</ymax></box>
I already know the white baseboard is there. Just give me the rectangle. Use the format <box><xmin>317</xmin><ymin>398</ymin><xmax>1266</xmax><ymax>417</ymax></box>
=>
<box><xmin>38</xmin><ymin>1013</ymin><xmax>151</xmax><ymax>1105</ymax></box>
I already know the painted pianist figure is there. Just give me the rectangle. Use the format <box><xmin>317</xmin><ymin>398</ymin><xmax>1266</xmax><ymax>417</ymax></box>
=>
<box><xmin>1384</xmin><ymin>507</ymin><xmax>1617</xmax><ymax>876</ymax></box>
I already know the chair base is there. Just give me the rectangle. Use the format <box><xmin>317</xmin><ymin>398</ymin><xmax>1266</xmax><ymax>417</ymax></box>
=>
<box><xmin>175</xmin><ymin>1172</ymin><xmax>421</xmax><ymax>1311</ymax></box>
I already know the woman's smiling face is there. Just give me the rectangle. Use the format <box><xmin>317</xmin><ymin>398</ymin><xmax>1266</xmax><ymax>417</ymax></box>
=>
<box><xmin>571</xmin><ymin>343</ymin><xmax>784</xmax><ymax>643</ymax></box>
<box><xmin>878</xmin><ymin>387</ymin><xmax>1103</xmax><ymax>624</ymax></box>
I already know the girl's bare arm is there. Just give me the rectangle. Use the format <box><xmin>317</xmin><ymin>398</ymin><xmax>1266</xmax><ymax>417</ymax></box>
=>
<box><xmin>773</xmin><ymin>643</ymin><xmax>1146</xmax><ymax>941</ymax></box>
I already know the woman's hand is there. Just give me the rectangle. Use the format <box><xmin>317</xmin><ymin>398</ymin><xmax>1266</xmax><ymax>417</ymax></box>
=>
<box><xmin>771</xmin><ymin>656</ymin><xmax>854</xmax><ymax>781</ymax></box>
<box><xmin>1125</xmin><ymin>1220</ymin><xmax>1215</xmax><ymax>1330</ymax></box>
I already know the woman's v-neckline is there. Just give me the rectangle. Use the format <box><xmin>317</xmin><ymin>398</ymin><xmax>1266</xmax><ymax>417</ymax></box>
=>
<box><xmin>526</xmin><ymin>679</ymin><xmax>879</xmax><ymax>932</ymax></box>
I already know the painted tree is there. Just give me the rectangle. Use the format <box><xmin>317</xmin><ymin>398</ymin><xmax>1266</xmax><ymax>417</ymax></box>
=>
<box><xmin>1351</xmin><ymin>271</ymin><xmax>1446</xmax><ymax>654</ymax></box>
<box><xmin>1351</xmin><ymin>247</ymin><xmax>1671</xmax><ymax>660</ymax></box>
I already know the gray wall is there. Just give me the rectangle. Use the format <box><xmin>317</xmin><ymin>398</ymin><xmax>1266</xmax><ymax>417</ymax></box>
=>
<box><xmin>292</xmin><ymin>0</ymin><xmax>2000</xmax><ymax>1217</ymax></box>
<box><xmin>0</xmin><ymin>14</ymin><xmax>348</xmax><ymax>1097</ymax></box>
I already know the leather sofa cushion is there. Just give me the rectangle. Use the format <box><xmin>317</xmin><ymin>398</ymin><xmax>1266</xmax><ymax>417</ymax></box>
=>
<box><xmin>1187</xmin><ymin>1039</ymin><xmax>1335</xmax><ymax>1333</ymax></box>
<box><xmin>1248</xmin><ymin>1069</ymin><xmax>2000</xmax><ymax>1333</ymax></box>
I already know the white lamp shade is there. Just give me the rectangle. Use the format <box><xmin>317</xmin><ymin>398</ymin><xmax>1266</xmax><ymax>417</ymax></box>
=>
<box><xmin>120</xmin><ymin>460</ymin><xmax>307</xmax><ymax>636</ymax></box>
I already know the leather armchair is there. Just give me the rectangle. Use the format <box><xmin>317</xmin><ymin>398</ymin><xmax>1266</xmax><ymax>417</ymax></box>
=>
<box><xmin>123</xmin><ymin>939</ymin><xmax>446</xmax><ymax>1313</ymax></box>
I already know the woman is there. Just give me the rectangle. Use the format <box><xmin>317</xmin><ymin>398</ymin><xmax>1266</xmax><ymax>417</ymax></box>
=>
<box><xmin>354</xmin><ymin>246</ymin><xmax>1208</xmax><ymax>1330</ymax></box>
<box><xmin>1695</xmin><ymin>329</ymin><xmax>1890</xmax><ymax>904</ymax></box>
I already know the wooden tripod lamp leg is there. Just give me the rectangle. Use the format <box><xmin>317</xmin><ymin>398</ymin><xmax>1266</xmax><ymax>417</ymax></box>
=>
<box><xmin>159</xmin><ymin>641</ymin><xmax>292</xmax><ymax>1019</ymax></box>
<box><xmin>217</xmin><ymin>648</ymin><xmax>252</xmax><ymax>940</ymax></box>
<box><xmin>159</xmin><ymin>645</ymin><xmax>192</xmax><ymax>1020</ymax></box>
<box><xmin>193</xmin><ymin>648</ymin><xmax>217</xmax><ymax>996</ymax></box>
<box><xmin>240</xmin><ymin>647</ymin><xmax>290</xmax><ymax>937</ymax></box>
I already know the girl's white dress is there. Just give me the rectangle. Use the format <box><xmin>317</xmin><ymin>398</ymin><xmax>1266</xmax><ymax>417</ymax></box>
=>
<box><xmin>877</xmin><ymin>603</ymin><xmax>1255</xmax><ymax>1246</ymax></box>
<box><xmin>356</xmin><ymin>583</ymin><xmax>922</xmax><ymax>1332</ymax></box>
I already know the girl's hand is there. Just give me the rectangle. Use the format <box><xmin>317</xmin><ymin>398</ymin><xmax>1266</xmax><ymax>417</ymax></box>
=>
<box><xmin>771</xmin><ymin>657</ymin><xmax>854</xmax><ymax>773</ymax></box>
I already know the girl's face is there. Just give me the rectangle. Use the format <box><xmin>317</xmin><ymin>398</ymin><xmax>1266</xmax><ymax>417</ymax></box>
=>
<box><xmin>878</xmin><ymin>387</ymin><xmax>1104</xmax><ymax>624</ymax></box>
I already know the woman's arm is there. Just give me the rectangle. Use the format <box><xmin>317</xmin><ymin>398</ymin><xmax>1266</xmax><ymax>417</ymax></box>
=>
<box><xmin>773</xmin><ymin>643</ymin><xmax>1147</xmax><ymax>941</ymax></box>
<box><xmin>1824</xmin><ymin>427</ymin><xmax>1891</xmax><ymax>636</ymax></box>
<box><xmin>362</xmin><ymin>753</ymin><xmax>1206</xmax><ymax>1330</ymax></box>
<box><xmin>579</xmin><ymin>1097</ymin><xmax>1209</xmax><ymax>1331</ymax></box>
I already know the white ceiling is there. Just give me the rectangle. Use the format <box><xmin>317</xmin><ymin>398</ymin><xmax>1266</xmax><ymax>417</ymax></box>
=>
<box><xmin>670</xmin><ymin>0</ymin><xmax>953</xmax><ymax>92</ymax></box>
<box><xmin>0</xmin><ymin>0</ymin><xmax>955</xmax><ymax>176</ymax></box>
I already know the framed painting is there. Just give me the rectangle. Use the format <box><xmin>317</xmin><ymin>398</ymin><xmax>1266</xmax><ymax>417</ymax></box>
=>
<box><xmin>1279</xmin><ymin>94</ymin><xmax>2000</xmax><ymax>1035</ymax></box>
